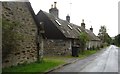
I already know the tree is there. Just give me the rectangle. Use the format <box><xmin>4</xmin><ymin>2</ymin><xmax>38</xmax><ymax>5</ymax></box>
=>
<box><xmin>98</xmin><ymin>25</ymin><xmax>111</xmax><ymax>44</ymax></box>
<box><xmin>98</xmin><ymin>26</ymin><xmax>107</xmax><ymax>43</ymax></box>
<box><xmin>105</xmin><ymin>33</ymin><xmax>112</xmax><ymax>44</ymax></box>
<box><xmin>113</xmin><ymin>34</ymin><xmax>120</xmax><ymax>46</ymax></box>
<box><xmin>79</xmin><ymin>32</ymin><xmax>89</xmax><ymax>54</ymax></box>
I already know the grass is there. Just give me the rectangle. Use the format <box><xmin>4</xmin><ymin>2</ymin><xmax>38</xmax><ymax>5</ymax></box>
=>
<box><xmin>2</xmin><ymin>58</ymin><xmax>65</xmax><ymax>73</ymax></box>
<box><xmin>44</xmin><ymin>55</ymin><xmax>73</xmax><ymax>60</ymax></box>
<box><xmin>2</xmin><ymin>49</ymin><xmax>100</xmax><ymax>73</ymax></box>
<box><xmin>79</xmin><ymin>49</ymin><xmax>99</xmax><ymax>59</ymax></box>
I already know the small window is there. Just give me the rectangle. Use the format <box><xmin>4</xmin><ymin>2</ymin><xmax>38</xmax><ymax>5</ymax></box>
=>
<box><xmin>67</xmin><ymin>31</ymin><xmax>70</xmax><ymax>35</ymax></box>
<box><xmin>62</xmin><ymin>30</ymin><xmax>66</xmax><ymax>33</ymax></box>
<box><xmin>77</xmin><ymin>28</ymin><xmax>81</xmax><ymax>32</ymax></box>
<box><xmin>68</xmin><ymin>25</ymin><xmax>73</xmax><ymax>30</ymax></box>
<box><xmin>55</xmin><ymin>20</ymin><xmax>61</xmax><ymax>26</ymax></box>
<box><xmin>40</xmin><ymin>22</ymin><xmax>43</xmax><ymax>25</ymax></box>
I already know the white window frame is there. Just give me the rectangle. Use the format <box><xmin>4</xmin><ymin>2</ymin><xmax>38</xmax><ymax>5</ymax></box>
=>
<box><xmin>55</xmin><ymin>20</ymin><xmax>61</xmax><ymax>26</ymax></box>
<box><xmin>77</xmin><ymin>28</ymin><xmax>81</xmax><ymax>32</ymax></box>
<box><xmin>67</xmin><ymin>25</ymin><xmax>73</xmax><ymax>30</ymax></box>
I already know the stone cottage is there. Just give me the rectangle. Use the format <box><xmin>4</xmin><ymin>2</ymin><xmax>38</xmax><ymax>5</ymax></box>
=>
<box><xmin>36</xmin><ymin>2</ymin><xmax>101</xmax><ymax>56</ymax></box>
<box><xmin>37</xmin><ymin>2</ymin><xmax>82</xmax><ymax>56</ymax></box>
<box><xmin>2</xmin><ymin>2</ymin><xmax>44</xmax><ymax>68</ymax></box>
<box><xmin>80</xmin><ymin>19</ymin><xmax>101</xmax><ymax>49</ymax></box>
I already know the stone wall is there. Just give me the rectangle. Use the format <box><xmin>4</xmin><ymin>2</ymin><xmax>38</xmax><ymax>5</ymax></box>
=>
<box><xmin>2</xmin><ymin>2</ymin><xmax>39</xmax><ymax>68</ymax></box>
<box><xmin>44</xmin><ymin>39</ymin><xmax>72</xmax><ymax>56</ymax></box>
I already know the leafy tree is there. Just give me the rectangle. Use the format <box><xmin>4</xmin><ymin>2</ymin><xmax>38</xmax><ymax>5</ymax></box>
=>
<box><xmin>105</xmin><ymin>33</ymin><xmax>112</xmax><ymax>44</ymax></box>
<box><xmin>113</xmin><ymin>34</ymin><xmax>120</xmax><ymax>46</ymax></box>
<box><xmin>98</xmin><ymin>25</ymin><xmax>112</xmax><ymax>45</ymax></box>
<box><xmin>98</xmin><ymin>26</ymin><xmax>106</xmax><ymax>43</ymax></box>
<box><xmin>79</xmin><ymin>32</ymin><xmax>90</xmax><ymax>54</ymax></box>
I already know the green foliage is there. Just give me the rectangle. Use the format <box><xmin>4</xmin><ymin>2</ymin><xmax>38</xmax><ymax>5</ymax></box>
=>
<box><xmin>2</xmin><ymin>19</ymin><xmax>23</xmax><ymax>59</ymax></box>
<box><xmin>92</xmin><ymin>46</ymin><xmax>95</xmax><ymax>50</ymax></box>
<box><xmin>78</xmin><ymin>32</ymin><xmax>90</xmax><ymax>54</ymax></box>
<box><xmin>79</xmin><ymin>50</ymin><xmax>98</xmax><ymax>59</ymax></box>
<box><xmin>2</xmin><ymin>58</ymin><xmax>64</xmax><ymax>73</ymax></box>
<box><xmin>112</xmin><ymin>34</ymin><xmax>120</xmax><ymax>46</ymax></box>
<box><xmin>98</xmin><ymin>25</ymin><xmax>112</xmax><ymax>44</ymax></box>
<box><xmin>97</xmin><ymin>46</ymin><xmax>100</xmax><ymax>50</ymax></box>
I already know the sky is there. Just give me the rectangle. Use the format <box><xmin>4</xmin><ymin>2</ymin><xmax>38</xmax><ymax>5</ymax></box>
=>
<box><xmin>29</xmin><ymin>0</ymin><xmax>119</xmax><ymax>37</ymax></box>
<box><xmin>1</xmin><ymin>0</ymin><xmax>119</xmax><ymax>37</ymax></box>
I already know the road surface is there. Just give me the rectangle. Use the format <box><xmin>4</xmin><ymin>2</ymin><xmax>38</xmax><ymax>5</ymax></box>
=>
<box><xmin>53</xmin><ymin>45</ymin><xmax>118</xmax><ymax>72</ymax></box>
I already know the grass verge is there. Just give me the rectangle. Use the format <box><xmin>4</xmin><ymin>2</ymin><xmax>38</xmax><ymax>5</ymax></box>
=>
<box><xmin>79</xmin><ymin>49</ymin><xmax>99</xmax><ymax>59</ymax></box>
<box><xmin>2</xmin><ymin>58</ymin><xmax>65</xmax><ymax>73</ymax></box>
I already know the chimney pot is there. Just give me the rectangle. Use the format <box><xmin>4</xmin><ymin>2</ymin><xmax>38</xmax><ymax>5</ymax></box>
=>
<box><xmin>82</xmin><ymin>19</ymin><xmax>84</xmax><ymax>23</ymax></box>
<box><xmin>54</xmin><ymin>2</ymin><xmax>57</xmax><ymax>8</ymax></box>
<box><xmin>81</xmin><ymin>19</ymin><xmax>85</xmax><ymax>28</ymax></box>
<box><xmin>51</xmin><ymin>4</ymin><xmax>53</xmax><ymax>8</ymax></box>
<box><xmin>66</xmin><ymin>14</ymin><xmax>70</xmax><ymax>22</ymax></box>
<box><xmin>90</xmin><ymin>26</ymin><xmax>93</xmax><ymax>32</ymax></box>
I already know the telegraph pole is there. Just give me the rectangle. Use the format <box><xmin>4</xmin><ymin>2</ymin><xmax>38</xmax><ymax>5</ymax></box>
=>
<box><xmin>69</xmin><ymin>2</ymin><xmax>72</xmax><ymax>16</ymax></box>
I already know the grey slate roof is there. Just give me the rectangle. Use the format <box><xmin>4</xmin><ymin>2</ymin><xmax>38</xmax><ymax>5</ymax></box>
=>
<box><xmin>26</xmin><ymin>2</ymin><xmax>45</xmax><ymax>38</ymax></box>
<box><xmin>37</xmin><ymin>10</ymin><xmax>100</xmax><ymax>41</ymax></box>
<box><xmin>85</xmin><ymin>29</ymin><xmax>100</xmax><ymax>41</ymax></box>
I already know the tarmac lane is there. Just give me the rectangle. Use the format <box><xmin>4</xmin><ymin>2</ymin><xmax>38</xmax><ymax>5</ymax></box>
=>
<box><xmin>81</xmin><ymin>45</ymin><xmax>118</xmax><ymax>72</ymax></box>
<box><xmin>53</xmin><ymin>45</ymin><xmax>118</xmax><ymax>72</ymax></box>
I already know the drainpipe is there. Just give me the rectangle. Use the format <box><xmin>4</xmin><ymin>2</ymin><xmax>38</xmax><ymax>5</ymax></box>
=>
<box><xmin>36</xmin><ymin>29</ymin><xmax>40</xmax><ymax>62</ymax></box>
<box><xmin>39</xmin><ymin>22</ymin><xmax>45</xmax><ymax>61</ymax></box>
<box><xmin>36</xmin><ymin>22</ymin><xmax>45</xmax><ymax>62</ymax></box>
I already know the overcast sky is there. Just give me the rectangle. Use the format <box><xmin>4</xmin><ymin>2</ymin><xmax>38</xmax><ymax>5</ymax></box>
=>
<box><xmin>1</xmin><ymin>0</ymin><xmax>119</xmax><ymax>37</ymax></box>
<box><xmin>29</xmin><ymin>0</ymin><xmax>119</xmax><ymax>37</ymax></box>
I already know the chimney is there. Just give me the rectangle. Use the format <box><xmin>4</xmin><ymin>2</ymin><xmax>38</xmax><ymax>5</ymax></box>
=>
<box><xmin>49</xmin><ymin>2</ymin><xmax>59</xmax><ymax>18</ymax></box>
<box><xmin>54</xmin><ymin>2</ymin><xmax>57</xmax><ymax>8</ymax></box>
<box><xmin>66</xmin><ymin>14</ymin><xmax>70</xmax><ymax>22</ymax></box>
<box><xmin>81</xmin><ymin>19</ymin><xmax>85</xmax><ymax>29</ymax></box>
<box><xmin>90</xmin><ymin>26</ymin><xmax>93</xmax><ymax>32</ymax></box>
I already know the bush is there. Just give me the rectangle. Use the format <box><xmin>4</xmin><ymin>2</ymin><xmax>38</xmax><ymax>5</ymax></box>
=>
<box><xmin>87</xmin><ymin>47</ymin><xmax>90</xmax><ymax>50</ymax></box>
<box><xmin>100</xmin><ymin>45</ymin><xmax>103</xmax><ymax>48</ymax></box>
<box><xmin>97</xmin><ymin>46</ymin><xmax>100</xmax><ymax>50</ymax></box>
<box><xmin>78</xmin><ymin>32</ymin><xmax>90</xmax><ymax>54</ymax></box>
<box><xmin>92</xmin><ymin>46</ymin><xmax>95</xmax><ymax>50</ymax></box>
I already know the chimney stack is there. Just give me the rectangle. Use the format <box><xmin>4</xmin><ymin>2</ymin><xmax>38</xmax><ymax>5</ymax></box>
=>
<box><xmin>49</xmin><ymin>2</ymin><xmax>59</xmax><ymax>18</ymax></box>
<box><xmin>66</xmin><ymin>14</ymin><xmax>70</xmax><ymax>22</ymax></box>
<box><xmin>90</xmin><ymin>26</ymin><xmax>93</xmax><ymax>32</ymax></box>
<box><xmin>81</xmin><ymin>19</ymin><xmax>85</xmax><ymax>29</ymax></box>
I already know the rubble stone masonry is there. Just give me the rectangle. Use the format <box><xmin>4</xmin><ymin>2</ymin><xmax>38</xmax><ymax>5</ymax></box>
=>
<box><xmin>2</xmin><ymin>2</ymin><xmax>38</xmax><ymax>68</ymax></box>
<box><xmin>44</xmin><ymin>39</ymin><xmax>71</xmax><ymax>56</ymax></box>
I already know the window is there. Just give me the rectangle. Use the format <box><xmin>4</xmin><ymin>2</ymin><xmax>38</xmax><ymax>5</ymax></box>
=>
<box><xmin>40</xmin><ymin>22</ymin><xmax>43</xmax><ymax>25</ymax></box>
<box><xmin>68</xmin><ymin>25</ymin><xmax>73</xmax><ymax>30</ymax></box>
<box><xmin>77</xmin><ymin>28</ymin><xmax>81</xmax><ymax>32</ymax></box>
<box><xmin>67</xmin><ymin>31</ymin><xmax>70</xmax><ymax>35</ymax></box>
<box><xmin>62</xmin><ymin>30</ymin><xmax>66</xmax><ymax>33</ymax></box>
<box><xmin>55</xmin><ymin>20</ymin><xmax>61</xmax><ymax>26</ymax></box>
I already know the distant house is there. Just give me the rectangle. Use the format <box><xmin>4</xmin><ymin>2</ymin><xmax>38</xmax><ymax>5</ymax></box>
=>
<box><xmin>85</xmin><ymin>28</ymin><xmax>101</xmax><ymax>49</ymax></box>
<box><xmin>37</xmin><ymin>2</ymin><xmax>101</xmax><ymax>56</ymax></box>
<box><xmin>80</xmin><ymin>20</ymin><xmax>101</xmax><ymax>49</ymax></box>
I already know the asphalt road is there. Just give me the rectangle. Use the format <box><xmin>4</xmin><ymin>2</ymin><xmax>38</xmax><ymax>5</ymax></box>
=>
<box><xmin>53</xmin><ymin>45</ymin><xmax>118</xmax><ymax>72</ymax></box>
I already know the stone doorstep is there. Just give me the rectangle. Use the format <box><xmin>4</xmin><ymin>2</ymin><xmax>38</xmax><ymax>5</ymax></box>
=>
<box><xmin>44</xmin><ymin>58</ymin><xmax>79</xmax><ymax>74</ymax></box>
